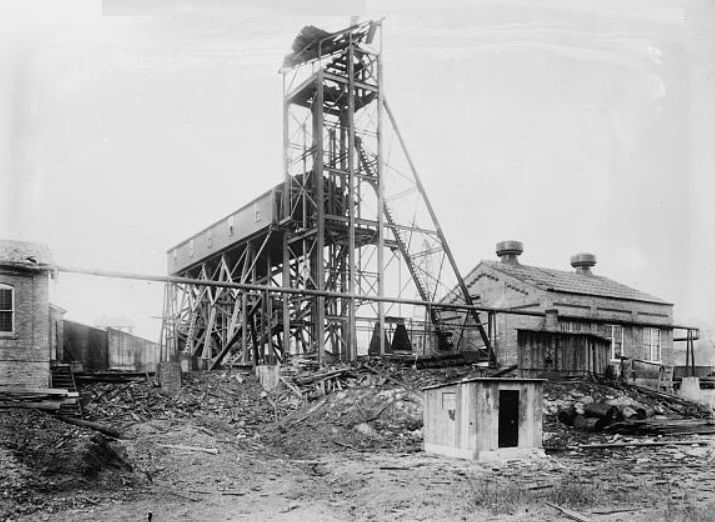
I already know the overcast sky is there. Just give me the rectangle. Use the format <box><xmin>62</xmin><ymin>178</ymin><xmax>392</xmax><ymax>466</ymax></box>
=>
<box><xmin>1</xmin><ymin>1</ymin><xmax>714</xmax><ymax>357</ymax></box>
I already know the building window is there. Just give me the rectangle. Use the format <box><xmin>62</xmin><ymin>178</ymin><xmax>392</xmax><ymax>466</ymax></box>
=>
<box><xmin>560</xmin><ymin>320</ymin><xmax>589</xmax><ymax>333</ymax></box>
<box><xmin>609</xmin><ymin>325</ymin><xmax>624</xmax><ymax>360</ymax></box>
<box><xmin>207</xmin><ymin>230</ymin><xmax>213</xmax><ymax>248</ymax></box>
<box><xmin>228</xmin><ymin>215</ymin><xmax>235</xmax><ymax>236</ymax></box>
<box><xmin>172</xmin><ymin>249</ymin><xmax>178</xmax><ymax>265</ymax></box>
<box><xmin>188</xmin><ymin>239</ymin><xmax>194</xmax><ymax>257</ymax></box>
<box><xmin>644</xmin><ymin>328</ymin><xmax>661</xmax><ymax>362</ymax></box>
<box><xmin>253</xmin><ymin>202</ymin><xmax>261</xmax><ymax>223</ymax></box>
<box><xmin>0</xmin><ymin>285</ymin><xmax>14</xmax><ymax>333</ymax></box>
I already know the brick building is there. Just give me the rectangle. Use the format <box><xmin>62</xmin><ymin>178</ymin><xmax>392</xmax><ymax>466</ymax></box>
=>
<box><xmin>0</xmin><ymin>240</ymin><xmax>59</xmax><ymax>387</ymax></box>
<box><xmin>460</xmin><ymin>241</ymin><xmax>674</xmax><ymax>368</ymax></box>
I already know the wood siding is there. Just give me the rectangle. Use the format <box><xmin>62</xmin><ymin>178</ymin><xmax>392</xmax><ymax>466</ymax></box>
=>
<box><xmin>517</xmin><ymin>329</ymin><xmax>610</xmax><ymax>377</ymax></box>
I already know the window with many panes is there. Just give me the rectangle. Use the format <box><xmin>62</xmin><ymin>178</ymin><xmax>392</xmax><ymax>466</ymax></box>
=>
<box><xmin>560</xmin><ymin>320</ymin><xmax>593</xmax><ymax>334</ymax></box>
<box><xmin>609</xmin><ymin>325</ymin><xmax>624</xmax><ymax>361</ymax></box>
<box><xmin>0</xmin><ymin>285</ymin><xmax>14</xmax><ymax>333</ymax></box>
<box><xmin>643</xmin><ymin>328</ymin><xmax>661</xmax><ymax>362</ymax></box>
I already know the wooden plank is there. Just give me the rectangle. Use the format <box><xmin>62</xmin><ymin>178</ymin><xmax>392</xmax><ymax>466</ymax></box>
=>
<box><xmin>0</xmin><ymin>387</ymin><xmax>69</xmax><ymax>395</ymax></box>
<box><xmin>545</xmin><ymin>502</ymin><xmax>590</xmax><ymax>522</ymax></box>
<box><xmin>160</xmin><ymin>444</ymin><xmax>219</xmax><ymax>455</ymax></box>
<box><xmin>55</xmin><ymin>417</ymin><xmax>123</xmax><ymax>438</ymax></box>
<box><xmin>280</xmin><ymin>377</ymin><xmax>304</xmax><ymax>400</ymax></box>
<box><xmin>579</xmin><ymin>440</ymin><xmax>711</xmax><ymax>450</ymax></box>
<box><xmin>0</xmin><ymin>401</ymin><xmax>60</xmax><ymax>410</ymax></box>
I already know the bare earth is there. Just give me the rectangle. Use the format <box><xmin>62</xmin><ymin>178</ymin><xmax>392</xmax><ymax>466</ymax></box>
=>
<box><xmin>8</xmin><ymin>420</ymin><xmax>715</xmax><ymax>522</ymax></box>
<box><xmin>4</xmin><ymin>372</ymin><xmax>715</xmax><ymax>521</ymax></box>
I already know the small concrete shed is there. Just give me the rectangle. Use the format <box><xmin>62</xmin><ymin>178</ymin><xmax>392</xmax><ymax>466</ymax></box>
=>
<box><xmin>422</xmin><ymin>377</ymin><xmax>545</xmax><ymax>461</ymax></box>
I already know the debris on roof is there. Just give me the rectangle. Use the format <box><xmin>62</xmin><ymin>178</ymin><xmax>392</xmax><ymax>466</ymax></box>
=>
<box><xmin>0</xmin><ymin>240</ymin><xmax>54</xmax><ymax>272</ymax></box>
<box><xmin>282</xmin><ymin>21</ymin><xmax>375</xmax><ymax>69</ymax></box>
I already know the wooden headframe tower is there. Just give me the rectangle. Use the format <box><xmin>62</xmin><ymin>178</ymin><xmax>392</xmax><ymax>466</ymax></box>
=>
<box><xmin>159</xmin><ymin>20</ymin><xmax>494</xmax><ymax>369</ymax></box>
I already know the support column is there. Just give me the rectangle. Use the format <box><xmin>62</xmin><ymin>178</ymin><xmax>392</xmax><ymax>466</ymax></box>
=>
<box><xmin>314</xmin><ymin>67</ymin><xmax>326</xmax><ymax>364</ymax></box>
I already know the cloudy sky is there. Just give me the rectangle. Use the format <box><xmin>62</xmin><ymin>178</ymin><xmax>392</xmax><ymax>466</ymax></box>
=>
<box><xmin>1</xmin><ymin>0</ymin><xmax>714</xmax><ymax>357</ymax></box>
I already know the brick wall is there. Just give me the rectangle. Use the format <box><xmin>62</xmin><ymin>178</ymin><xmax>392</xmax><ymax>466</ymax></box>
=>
<box><xmin>462</xmin><ymin>264</ymin><xmax>544</xmax><ymax>365</ymax></box>
<box><xmin>462</xmin><ymin>262</ymin><xmax>675</xmax><ymax>367</ymax></box>
<box><xmin>0</xmin><ymin>268</ymin><xmax>51</xmax><ymax>387</ymax></box>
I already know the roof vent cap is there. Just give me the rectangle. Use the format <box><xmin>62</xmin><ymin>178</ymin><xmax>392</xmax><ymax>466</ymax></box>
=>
<box><xmin>496</xmin><ymin>240</ymin><xmax>523</xmax><ymax>264</ymax></box>
<box><xmin>570</xmin><ymin>253</ymin><xmax>596</xmax><ymax>274</ymax></box>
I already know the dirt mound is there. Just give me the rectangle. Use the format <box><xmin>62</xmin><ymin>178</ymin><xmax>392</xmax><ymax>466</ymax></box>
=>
<box><xmin>262</xmin><ymin>386</ymin><xmax>423</xmax><ymax>458</ymax></box>
<box><xmin>0</xmin><ymin>408</ymin><xmax>134</xmax><ymax>520</ymax></box>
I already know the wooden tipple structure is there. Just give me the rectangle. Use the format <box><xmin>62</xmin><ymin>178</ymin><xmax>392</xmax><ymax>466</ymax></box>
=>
<box><xmin>159</xmin><ymin>21</ymin><xmax>494</xmax><ymax>369</ymax></box>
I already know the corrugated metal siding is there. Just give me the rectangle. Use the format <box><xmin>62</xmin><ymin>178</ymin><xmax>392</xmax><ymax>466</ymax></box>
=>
<box><xmin>63</xmin><ymin>320</ymin><xmax>109</xmax><ymax>371</ymax></box>
<box><xmin>107</xmin><ymin>328</ymin><xmax>159</xmax><ymax>372</ymax></box>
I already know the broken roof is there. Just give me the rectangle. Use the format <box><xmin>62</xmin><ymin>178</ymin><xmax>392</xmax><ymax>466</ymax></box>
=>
<box><xmin>0</xmin><ymin>240</ymin><xmax>55</xmax><ymax>272</ymax></box>
<box><xmin>468</xmin><ymin>260</ymin><xmax>670</xmax><ymax>305</ymax></box>
<box><xmin>282</xmin><ymin>21</ymin><xmax>377</xmax><ymax>69</ymax></box>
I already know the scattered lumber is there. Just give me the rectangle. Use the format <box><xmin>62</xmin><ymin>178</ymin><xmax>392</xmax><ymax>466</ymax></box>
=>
<box><xmin>545</xmin><ymin>501</ymin><xmax>590</xmax><ymax>522</ymax></box>
<box><xmin>578</xmin><ymin>440</ymin><xmax>711</xmax><ymax>450</ymax></box>
<box><xmin>280</xmin><ymin>377</ymin><xmax>304</xmax><ymax>400</ymax></box>
<box><xmin>591</xmin><ymin>508</ymin><xmax>639</xmax><ymax>515</ymax></box>
<box><xmin>0</xmin><ymin>400</ymin><xmax>60</xmax><ymax>411</ymax></box>
<box><xmin>159</xmin><ymin>444</ymin><xmax>219</xmax><ymax>455</ymax></box>
<box><xmin>75</xmin><ymin>371</ymin><xmax>149</xmax><ymax>384</ymax></box>
<box><xmin>362</xmin><ymin>363</ymin><xmax>405</xmax><ymax>388</ymax></box>
<box><xmin>488</xmin><ymin>364</ymin><xmax>518</xmax><ymax>378</ymax></box>
<box><xmin>605</xmin><ymin>419</ymin><xmax>715</xmax><ymax>437</ymax></box>
<box><xmin>54</xmin><ymin>416</ymin><xmax>123</xmax><ymax>438</ymax></box>
<box><xmin>0</xmin><ymin>387</ymin><xmax>79</xmax><ymax>413</ymax></box>
<box><xmin>0</xmin><ymin>386</ymin><xmax>71</xmax><ymax>396</ymax></box>
<box><xmin>629</xmin><ymin>384</ymin><xmax>713</xmax><ymax>418</ymax></box>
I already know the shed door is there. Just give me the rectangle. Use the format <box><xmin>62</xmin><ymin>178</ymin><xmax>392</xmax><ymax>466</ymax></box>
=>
<box><xmin>441</xmin><ymin>392</ymin><xmax>456</xmax><ymax>444</ymax></box>
<box><xmin>498</xmin><ymin>390</ymin><xmax>519</xmax><ymax>448</ymax></box>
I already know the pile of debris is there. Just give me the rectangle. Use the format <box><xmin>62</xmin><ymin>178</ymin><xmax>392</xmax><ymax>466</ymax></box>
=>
<box><xmin>558</xmin><ymin>401</ymin><xmax>647</xmax><ymax>432</ymax></box>
<box><xmin>541</xmin><ymin>379</ymin><xmax>714</xmax><ymax>451</ymax></box>
<box><xmin>0</xmin><ymin>386</ymin><xmax>80</xmax><ymax>413</ymax></box>
<box><xmin>262</xmin><ymin>386</ymin><xmax>423</xmax><ymax>458</ymax></box>
<box><xmin>552</xmin><ymin>380</ymin><xmax>714</xmax><ymax>438</ymax></box>
<box><xmin>80</xmin><ymin>371</ymin><xmax>294</xmax><ymax>435</ymax></box>
<box><xmin>0</xmin><ymin>408</ymin><xmax>134</xmax><ymax>520</ymax></box>
<box><xmin>277</xmin><ymin>357</ymin><xmax>490</xmax><ymax>401</ymax></box>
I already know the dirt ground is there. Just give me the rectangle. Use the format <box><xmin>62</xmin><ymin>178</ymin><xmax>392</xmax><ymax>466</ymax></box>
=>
<box><xmin>3</xmin><ymin>371</ymin><xmax>715</xmax><ymax>521</ymax></box>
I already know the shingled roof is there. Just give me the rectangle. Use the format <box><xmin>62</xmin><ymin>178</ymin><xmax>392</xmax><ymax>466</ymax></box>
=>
<box><xmin>0</xmin><ymin>240</ymin><xmax>55</xmax><ymax>272</ymax></box>
<box><xmin>468</xmin><ymin>260</ymin><xmax>670</xmax><ymax>305</ymax></box>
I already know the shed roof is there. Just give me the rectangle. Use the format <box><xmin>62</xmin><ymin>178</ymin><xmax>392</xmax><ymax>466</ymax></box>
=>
<box><xmin>469</xmin><ymin>260</ymin><xmax>670</xmax><ymax>305</ymax></box>
<box><xmin>0</xmin><ymin>240</ymin><xmax>54</xmax><ymax>272</ymax></box>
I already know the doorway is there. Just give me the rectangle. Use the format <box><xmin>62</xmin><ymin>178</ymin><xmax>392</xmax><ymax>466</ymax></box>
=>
<box><xmin>498</xmin><ymin>390</ymin><xmax>519</xmax><ymax>448</ymax></box>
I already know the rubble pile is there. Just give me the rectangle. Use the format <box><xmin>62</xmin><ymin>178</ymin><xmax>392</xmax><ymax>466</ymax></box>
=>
<box><xmin>0</xmin><ymin>408</ymin><xmax>133</xmax><ymax>520</ymax></box>
<box><xmin>279</xmin><ymin>357</ymin><xmax>488</xmax><ymax>398</ymax></box>
<box><xmin>81</xmin><ymin>371</ymin><xmax>293</xmax><ymax>434</ymax></box>
<box><xmin>545</xmin><ymin>380</ymin><xmax>715</xmax><ymax>448</ymax></box>
<box><xmin>0</xmin><ymin>386</ymin><xmax>80</xmax><ymax>414</ymax></box>
<box><xmin>262</xmin><ymin>386</ymin><xmax>423</xmax><ymax>458</ymax></box>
